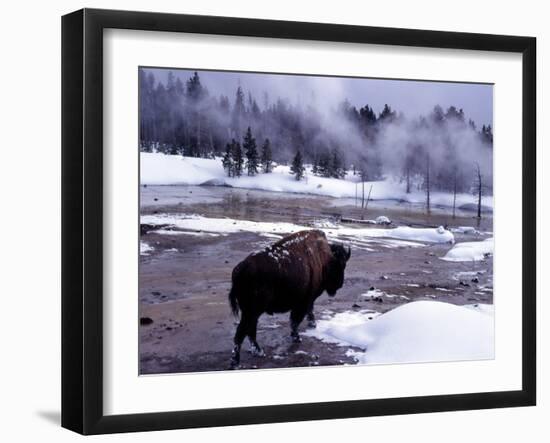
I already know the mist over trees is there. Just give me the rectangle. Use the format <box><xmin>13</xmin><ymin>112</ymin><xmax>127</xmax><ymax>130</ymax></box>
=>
<box><xmin>139</xmin><ymin>69</ymin><xmax>493</xmax><ymax>195</ymax></box>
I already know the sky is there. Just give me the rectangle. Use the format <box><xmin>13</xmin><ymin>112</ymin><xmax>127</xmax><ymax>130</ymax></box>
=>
<box><xmin>143</xmin><ymin>67</ymin><xmax>493</xmax><ymax>129</ymax></box>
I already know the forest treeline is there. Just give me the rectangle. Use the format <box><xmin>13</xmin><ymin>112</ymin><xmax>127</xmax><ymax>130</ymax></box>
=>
<box><xmin>139</xmin><ymin>70</ymin><xmax>493</xmax><ymax>194</ymax></box>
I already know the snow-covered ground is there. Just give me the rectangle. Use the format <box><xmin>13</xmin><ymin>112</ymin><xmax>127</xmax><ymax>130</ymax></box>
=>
<box><xmin>305</xmin><ymin>301</ymin><xmax>494</xmax><ymax>364</ymax></box>
<box><xmin>441</xmin><ymin>238</ymin><xmax>494</xmax><ymax>262</ymax></box>
<box><xmin>140</xmin><ymin>213</ymin><xmax>455</xmax><ymax>246</ymax></box>
<box><xmin>141</xmin><ymin>153</ymin><xmax>493</xmax><ymax>210</ymax></box>
<box><xmin>140</xmin><ymin>240</ymin><xmax>154</xmax><ymax>256</ymax></box>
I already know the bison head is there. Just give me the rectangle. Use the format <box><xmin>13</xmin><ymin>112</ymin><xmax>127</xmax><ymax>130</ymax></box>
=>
<box><xmin>325</xmin><ymin>243</ymin><xmax>351</xmax><ymax>296</ymax></box>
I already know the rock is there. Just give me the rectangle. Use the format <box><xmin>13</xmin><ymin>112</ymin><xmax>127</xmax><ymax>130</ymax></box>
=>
<box><xmin>424</xmin><ymin>260</ymin><xmax>431</xmax><ymax>264</ymax></box>
<box><xmin>151</xmin><ymin>291</ymin><xmax>161</xmax><ymax>296</ymax></box>
<box><xmin>380</xmin><ymin>275</ymin><xmax>389</xmax><ymax>280</ymax></box>
<box><xmin>352</xmin><ymin>303</ymin><xmax>361</xmax><ymax>309</ymax></box>
<box><xmin>369</xmin><ymin>286</ymin><xmax>376</xmax><ymax>291</ymax></box>
<box><xmin>428</xmin><ymin>283</ymin><xmax>437</xmax><ymax>289</ymax></box>
<box><xmin>153</xmin><ymin>197</ymin><xmax>158</xmax><ymax>201</ymax></box>
<box><xmin>471</xmin><ymin>277</ymin><xmax>479</xmax><ymax>283</ymax></box>
<box><xmin>459</xmin><ymin>281</ymin><xmax>471</xmax><ymax>287</ymax></box>
<box><xmin>139</xmin><ymin>317</ymin><xmax>153</xmax><ymax>326</ymax></box>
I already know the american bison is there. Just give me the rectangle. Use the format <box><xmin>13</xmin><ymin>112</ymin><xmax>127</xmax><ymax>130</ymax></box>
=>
<box><xmin>228</xmin><ymin>229</ymin><xmax>351</xmax><ymax>368</ymax></box>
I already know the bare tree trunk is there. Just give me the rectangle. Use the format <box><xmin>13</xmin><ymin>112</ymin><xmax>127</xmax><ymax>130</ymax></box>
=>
<box><xmin>365</xmin><ymin>185</ymin><xmax>373</xmax><ymax>211</ymax></box>
<box><xmin>426</xmin><ymin>153</ymin><xmax>431</xmax><ymax>215</ymax></box>
<box><xmin>197</xmin><ymin>111</ymin><xmax>201</xmax><ymax>157</ymax></box>
<box><xmin>476</xmin><ymin>162</ymin><xmax>482</xmax><ymax>219</ymax></box>
<box><xmin>452</xmin><ymin>169</ymin><xmax>457</xmax><ymax>219</ymax></box>
<box><xmin>406</xmin><ymin>166</ymin><xmax>411</xmax><ymax>194</ymax></box>
<box><xmin>361</xmin><ymin>180</ymin><xmax>365</xmax><ymax>210</ymax></box>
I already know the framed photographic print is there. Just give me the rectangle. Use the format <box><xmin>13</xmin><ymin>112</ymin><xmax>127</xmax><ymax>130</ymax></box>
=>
<box><xmin>61</xmin><ymin>8</ymin><xmax>536</xmax><ymax>435</ymax></box>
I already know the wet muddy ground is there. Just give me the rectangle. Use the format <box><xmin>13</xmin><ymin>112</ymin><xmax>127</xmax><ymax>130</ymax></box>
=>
<box><xmin>139</xmin><ymin>185</ymin><xmax>493</xmax><ymax>374</ymax></box>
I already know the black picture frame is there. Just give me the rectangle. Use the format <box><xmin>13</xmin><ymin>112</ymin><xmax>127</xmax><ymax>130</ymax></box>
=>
<box><xmin>61</xmin><ymin>8</ymin><xmax>536</xmax><ymax>435</ymax></box>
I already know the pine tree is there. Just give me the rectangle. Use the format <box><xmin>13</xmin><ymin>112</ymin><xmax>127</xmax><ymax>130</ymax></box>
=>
<box><xmin>260</xmin><ymin>138</ymin><xmax>273</xmax><ymax>173</ymax></box>
<box><xmin>379</xmin><ymin>104</ymin><xmax>396</xmax><ymax>122</ymax></box>
<box><xmin>290</xmin><ymin>150</ymin><xmax>305</xmax><ymax>181</ymax></box>
<box><xmin>243</xmin><ymin>127</ymin><xmax>259</xmax><ymax>176</ymax></box>
<box><xmin>312</xmin><ymin>156</ymin><xmax>319</xmax><ymax>175</ymax></box>
<box><xmin>330</xmin><ymin>148</ymin><xmax>346</xmax><ymax>178</ymax></box>
<box><xmin>222</xmin><ymin>143</ymin><xmax>234</xmax><ymax>177</ymax></box>
<box><xmin>317</xmin><ymin>151</ymin><xmax>331</xmax><ymax>178</ymax></box>
<box><xmin>231</xmin><ymin>86</ymin><xmax>246</xmax><ymax>137</ymax></box>
<box><xmin>231</xmin><ymin>139</ymin><xmax>244</xmax><ymax>177</ymax></box>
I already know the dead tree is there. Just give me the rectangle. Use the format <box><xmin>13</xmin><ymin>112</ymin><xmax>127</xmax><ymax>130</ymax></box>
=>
<box><xmin>425</xmin><ymin>153</ymin><xmax>431</xmax><ymax>215</ymax></box>
<box><xmin>474</xmin><ymin>162</ymin><xmax>483</xmax><ymax>220</ymax></box>
<box><xmin>405</xmin><ymin>166</ymin><xmax>411</xmax><ymax>194</ymax></box>
<box><xmin>452</xmin><ymin>169</ymin><xmax>457</xmax><ymax>219</ymax></box>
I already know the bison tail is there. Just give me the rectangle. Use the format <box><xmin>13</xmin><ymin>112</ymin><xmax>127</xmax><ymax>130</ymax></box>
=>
<box><xmin>228</xmin><ymin>286</ymin><xmax>240</xmax><ymax>317</ymax></box>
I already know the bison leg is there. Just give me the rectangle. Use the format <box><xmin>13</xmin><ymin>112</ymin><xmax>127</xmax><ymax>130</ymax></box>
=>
<box><xmin>306</xmin><ymin>303</ymin><xmax>317</xmax><ymax>328</ymax></box>
<box><xmin>247</xmin><ymin>317</ymin><xmax>265</xmax><ymax>357</ymax></box>
<box><xmin>290</xmin><ymin>309</ymin><xmax>307</xmax><ymax>343</ymax></box>
<box><xmin>230</xmin><ymin>316</ymin><xmax>250</xmax><ymax>369</ymax></box>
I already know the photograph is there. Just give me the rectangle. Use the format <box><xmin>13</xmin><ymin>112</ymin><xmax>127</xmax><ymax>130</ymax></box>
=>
<box><xmin>138</xmin><ymin>67</ymin><xmax>495</xmax><ymax>374</ymax></box>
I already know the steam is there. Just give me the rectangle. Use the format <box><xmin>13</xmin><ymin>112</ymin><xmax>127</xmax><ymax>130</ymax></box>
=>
<box><xmin>139</xmin><ymin>68</ymin><xmax>493</xmax><ymax>194</ymax></box>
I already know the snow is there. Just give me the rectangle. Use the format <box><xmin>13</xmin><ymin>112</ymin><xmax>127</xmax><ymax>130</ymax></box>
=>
<box><xmin>141</xmin><ymin>213</ymin><xmax>455</xmax><ymax>245</ymax></box>
<box><xmin>155</xmin><ymin>229</ymin><xmax>223</xmax><ymax>237</ymax></box>
<box><xmin>141</xmin><ymin>213</ymin><xmax>305</xmax><ymax>237</ymax></box>
<box><xmin>441</xmin><ymin>238</ymin><xmax>493</xmax><ymax>262</ymax></box>
<box><xmin>140</xmin><ymin>241</ymin><xmax>154</xmax><ymax>255</ymax></box>
<box><xmin>376</xmin><ymin>215</ymin><xmax>391</xmax><ymax>225</ymax></box>
<box><xmin>140</xmin><ymin>153</ymin><xmax>493</xmax><ymax>210</ymax></box>
<box><xmin>361</xmin><ymin>288</ymin><xmax>385</xmax><ymax>299</ymax></box>
<box><xmin>306</xmin><ymin>301</ymin><xmax>494</xmax><ymax>365</ymax></box>
<box><xmin>335</xmin><ymin>225</ymin><xmax>454</xmax><ymax>244</ymax></box>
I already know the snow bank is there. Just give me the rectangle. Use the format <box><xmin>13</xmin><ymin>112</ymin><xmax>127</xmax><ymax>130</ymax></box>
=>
<box><xmin>441</xmin><ymin>238</ymin><xmax>493</xmax><ymax>262</ymax></box>
<box><xmin>141</xmin><ymin>153</ymin><xmax>222</xmax><ymax>186</ymax></box>
<box><xmin>335</xmin><ymin>225</ymin><xmax>454</xmax><ymax>244</ymax></box>
<box><xmin>140</xmin><ymin>241</ymin><xmax>154</xmax><ymax>255</ymax></box>
<box><xmin>376</xmin><ymin>215</ymin><xmax>391</xmax><ymax>225</ymax></box>
<box><xmin>140</xmin><ymin>153</ymin><xmax>493</xmax><ymax>209</ymax></box>
<box><xmin>141</xmin><ymin>213</ymin><xmax>454</xmax><ymax>245</ymax></box>
<box><xmin>306</xmin><ymin>301</ymin><xmax>494</xmax><ymax>364</ymax></box>
<box><xmin>141</xmin><ymin>213</ymin><xmax>306</xmax><ymax>237</ymax></box>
